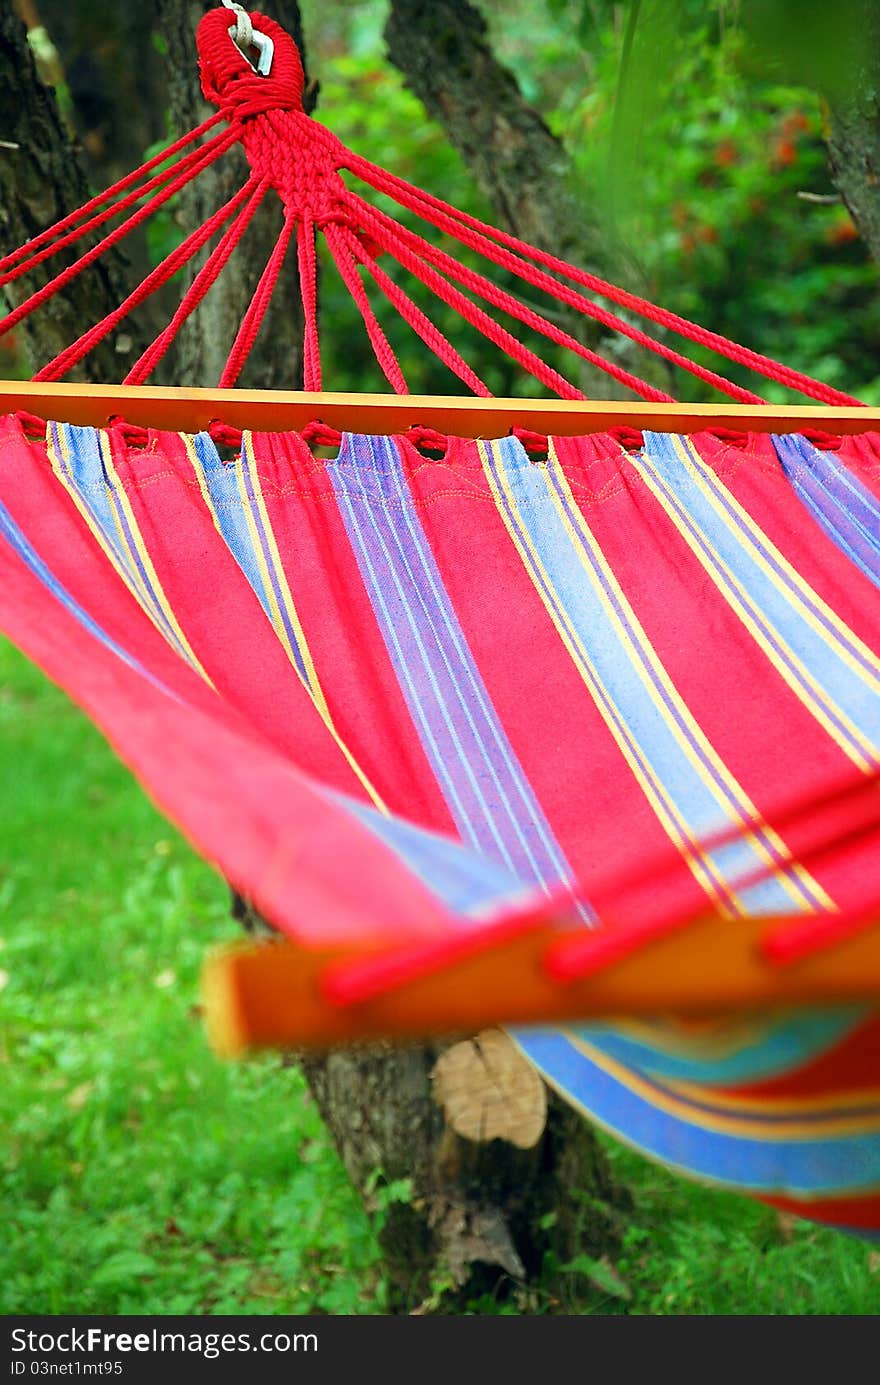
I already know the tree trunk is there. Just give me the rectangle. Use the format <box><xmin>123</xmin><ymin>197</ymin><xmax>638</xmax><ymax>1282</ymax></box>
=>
<box><xmin>20</xmin><ymin>1</ymin><xmax>166</xmax><ymax>185</ymax></box>
<box><xmin>825</xmin><ymin>7</ymin><xmax>880</xmax><ymax>264</ymax></box>
<box><xmin>227</xmin><ymin>0</ymin><xmax>634</xmax><ymax>1311</ymax></box>
<box><xmin>299</xmin><ymin>1041</ymin><xmax>630</xmax><ymax>1313</ymax></box>
<box><xmin>383</xmin><ymin>0</ymin><xmax>670</xmax><ymax>399</ymax></box>
<box><xmin>0</xmin><ymin>0</ymin><xmax>138</xmax><ymax>378</ymax></box>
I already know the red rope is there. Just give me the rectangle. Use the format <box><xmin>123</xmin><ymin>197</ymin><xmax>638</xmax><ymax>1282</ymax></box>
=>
<box><xmin>297</xmin><ymin>217</ymin><xmax>322</xmax><ymax>392</ymax></box>
<box><xmin>343</xmin><ymin>194</ymin><xmax>590</xmax><ymax>401</ymax></box>
<box><xmin>0</xmin><ymin>125</ymin><xmax>231</xmax><ymax>292</ymax></box>
<box><xmin>347</xmin><ymin>166</ymin><xmax>758</xmax><ymax>404</ymax></box>
<box><xmin>220</xmin><ymin>209</ymin><xmax>295</xmax><ymax>388</ymax></box>
<box><xmin>36</xmin><ymin>177</ymin><xmax>254</xmax><ymax>382</ymax></box>
<box><xmin>349</xmin><ymin>154</ymin><xmax>862</xmax><ymax>406</ymax></box>
<box><xmin>0</xmin><ymin>114</ymin><xmax>224</xmax><ymax>281</ymax></box>
<box><xmin>324</xmin><ymin>222</ymin><xmax>408</xmax><ymax>394</ymax></box>
<box><xmin>7</xmin><ymin>7</ymin><xmax>867</xmax><ymax>408</ymax></box>
<box><xmin>127</xmin><ymin>178</ymin><xmax>268</xmax><ymax>386</ymax></box>
<box><xmin>2</xmin><ymin>125</ymin><xmax>240</xmax><ymax>352</ymax></box>
<box><xmin>342</xmin><ymin>226</ymin><xmax>491</xmax><ymax>397</ymax></box>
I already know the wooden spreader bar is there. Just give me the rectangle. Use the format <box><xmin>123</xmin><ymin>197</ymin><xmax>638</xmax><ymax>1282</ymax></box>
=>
<box><xmin>202</xmin><ymin>911</ymin><xmax>880</xmax><ymax>1055</ymax></box>
<box><xmin>4</xmin><ymin>381</ymin><xmax>880</xmax><ymax>439</ymax></box>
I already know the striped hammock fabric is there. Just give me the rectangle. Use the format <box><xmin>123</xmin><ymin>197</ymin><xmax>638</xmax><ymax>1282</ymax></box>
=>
<box><xmin>2</xmin><ymin>412</ymin><xmax>880</xmax><ymax>1237</ymax></box>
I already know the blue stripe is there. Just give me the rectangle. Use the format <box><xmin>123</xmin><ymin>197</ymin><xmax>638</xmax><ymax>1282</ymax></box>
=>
<box><xmin>572</xmin><ymin>1010</ymin><xmax>865</xmax><ymax>1086</ymax></box>
<box><xmin>55</xmin><ymin>425</ymin><xmax>185</xmax><ymax>659</ymax></box>
<box><xmin>341</xmin><ymin>797</ymin><xmax>540</xmax><ymax>921</ymax></box>
<box><xmin>328</xmin><ymin>433</ymin><xmax>583</xmax><ymax>903</ymax></box>
<box><xmin>520</xmin><ymin>1030</ymin><xmax>880</xmax><ymax>1196</ymax></box>
<box><xmin>774</xmin><ymin>434</ymin><xmax>880</xmax><ymax>591</ymax></box>
<box><xmin>639</xmin><ymin>432</ymin><xmax>880</xmax><ymax>760</ymax></box>
<box><xmin>0</xmin><ymin>499</ymin><xmax>173</xmax><ymax>697</ymax></box>
<box><xmin>190</xmin><ymin>433</ymin><xmax>310</xmax><ymax>685</ymax></box>
<box><xmin>486</xmin><ymin>437</ymin><xmax>803</xmax><ymax>915</ymax></box>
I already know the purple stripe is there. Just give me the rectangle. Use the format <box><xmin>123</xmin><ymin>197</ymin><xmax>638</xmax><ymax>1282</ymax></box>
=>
<box><xmin>328</xmin><ymin>433</ymin><xmax>581</xmax><ymax>897</ymax></box>
<box><xmin>639</xmin><ymin>437</ymin><xmax>870</xmax><ymax>761</ymax></box>
<box><xmin>774</xmin><ymin>434</ymin><xmax>880</xmax><ymax>591</ymax></box>
<box><xmin>545</xmin><ymin>461</ymin><xmax>822</xmax><ymax>911</ymax></box>
<box><xmin>684</xmin><ymin>435</ymin><xmax>880</xmax><ymax>682</ymax></box>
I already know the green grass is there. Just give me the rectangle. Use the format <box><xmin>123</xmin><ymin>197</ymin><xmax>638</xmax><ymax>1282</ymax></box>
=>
<box><xmin>1</xmin><ymin>636</ymin><xmax>878</xmax><ymax>1315</ymax></box>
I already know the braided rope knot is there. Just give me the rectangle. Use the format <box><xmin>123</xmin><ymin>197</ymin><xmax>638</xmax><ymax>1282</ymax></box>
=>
<box><xmin>197</xmin><ymin>9</ymin><xmax>304</xmax><ymax>120</ymax></box>
<box><xmin>241</xmin><ymin>110</ymin><xmax>349</xmax><ymax>220</ymax></box>
<box><xmin>197</xmin><ymin>9</ymin><xmax>351</xmax><ymax>222</ymax></box>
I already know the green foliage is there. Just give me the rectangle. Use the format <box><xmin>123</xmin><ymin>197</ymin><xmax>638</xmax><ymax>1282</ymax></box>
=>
<box><xmin>2</xmin><ymin>636</ymin><xmax>879</xmax><ymax>1315</ymax></box>
<box><xmin>285</xmin><ymin>0</ymin><xmax>880</xmax><ymax>401</ymax></box>
<box><xmin>0</xmin><ymin>639</ymin><xmax>383</xmax><ymax>1316</ymax></box>
<box><xmin>548</xmin><ymin>1</ymin><xmax>880</xmax><ymax>399</ymax></box>
<box><xmin>737</xmin><ymin>0</ymin><xmax>868</xmax><ymax>98</ymax></box>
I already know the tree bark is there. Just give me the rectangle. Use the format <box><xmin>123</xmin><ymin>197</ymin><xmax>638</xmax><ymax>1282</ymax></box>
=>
<box><xmin>21</xmin><ymin>1</ymin><xmax>166</xmax><ymax>185</ymax></box>
<box><xmin>0</xmin><ymin>0</ymin><xmax>137</xmax><ymax>378</ymax></box>
<box><xmin>385</xmin><ymin>0</ymin><xmax>594</xmax><ymax>268</ymax></box>
<box><xmin>383</xmin><ymin>0</ymin><xmax>670</xmax><ymax>399</ymax></box>
<box><xmin>825</xmin><ymin>7</ymin><xmax>880</xmax><ymax>264</ymax></box>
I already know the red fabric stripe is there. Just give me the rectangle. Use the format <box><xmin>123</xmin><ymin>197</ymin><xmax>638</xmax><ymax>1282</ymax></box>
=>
<box><xmin>760</xmin><ymin>1190</ymin><xmax>880</xmax><ymax>1230</ymax></box>
<box><xmin>99</xmin><ymin>427</ymin><xmax>365</xmax><ymax>795</ymax></box>
<box><xmin>836</xmin><ymin>432</ymin><xmax>880</xmax><ymax>504</ymax></box>
<box><xmin>551</xmin><ymin>431</ymin><xmax>880</xmax><ymax>915</ymax></box>
<box><xmin>721</xmin><ymin>1014</ymin><xmax>880</xmax><ymax>1100</ymax></box>
<box><xmin>392</xmin><ymin>433</ymin><xmax>710</xmax><ymax>923</ymax></box>
<box><xmin>240</xmin><ymin>430</ymin><xmax>460</xmax><ymax>836</ymax></box>
<box><xmin>0</xmin><ymin>421</ymin><xmax>458</xmax><ymax>948</ymax></box>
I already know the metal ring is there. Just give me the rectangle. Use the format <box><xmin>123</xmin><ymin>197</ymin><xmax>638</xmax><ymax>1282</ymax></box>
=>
<box><xmin>220</xmin><ymin>1</ymin><xmax>273</xmax><ymax>77</ymax></box>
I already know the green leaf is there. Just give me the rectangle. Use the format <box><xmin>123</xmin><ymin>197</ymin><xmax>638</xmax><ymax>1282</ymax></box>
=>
<box><xmin>562</xmin><ymin>1254</ymin><xmax>633</xmax><ymax>1301</ymax></box>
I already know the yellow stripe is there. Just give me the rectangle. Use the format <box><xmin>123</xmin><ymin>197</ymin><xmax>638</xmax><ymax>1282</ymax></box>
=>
<box><xmin>662</xmin><ymin>1071</ymin><xmax>880</xmax><ymax>1118</ymax></box>
<box><xmin>564</xmin><ymin>1030</ymin><xmax>880</xmax><ymax>1139</ymax></box>
<box><xmin>479</xmin><ymin>440</ymin><xmax>737</xmax><ymax>912</ymax></box>
<box><xmin>48</xmin><ymin>427</ymin><xmax>212</xmax><ymax>686</ymax></box>
<box><xmin>544</xmin><ymin>445</ymin><xmax>831</xmax><ymax>915</ymax></box>
<box><xmin>183</xmin><ymin>433</ymin><xmax>388</xmax><ymax>814</ymax></box>
<box><xmin>229</xmin><ymin>439</ymin><xmax>304</xmax><ymax>678</ymax></box>
<box><xmin>240</xmin><ymin>435</ymin><xmax>330</xmax><ymax>719</ymax></box>
<box><xmin>675</xmin><ymin>434</ymin><xmax>880</xmax><ymax>695</ymax></box>
<box><xmin>631</xmin><ymin>446</ymin><xmax>878</xmax><ymax>769</ymax></box>
<box><xmin>49</xmin><ymin>426</ymin><xmax>129</xmax><ymax>596</ymax></box>
<box><xmin>97</xmin><ymin>433</ymin><xmax>212</xmax><ymax>683</ymax></box>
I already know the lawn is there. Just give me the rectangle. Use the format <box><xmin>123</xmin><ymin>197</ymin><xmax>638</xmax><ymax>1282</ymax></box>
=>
<box><xmin>1</xmin><ymin>635</ymin><xmax>878</xmax><ymax>1315</ymax></box>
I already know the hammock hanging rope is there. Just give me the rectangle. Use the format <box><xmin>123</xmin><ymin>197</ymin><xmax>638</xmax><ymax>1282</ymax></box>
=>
<box><xmin>2</xmin><ymin>6</ymin><xmax>880</xmax><ymax>1238</ymax></box>
<box><xmin>0</xmin><ymin>7</ymin><xmax>864</xmax><ymax>411</ymax></box>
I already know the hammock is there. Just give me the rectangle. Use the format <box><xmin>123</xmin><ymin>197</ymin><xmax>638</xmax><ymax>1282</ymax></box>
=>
<box><xmin>2</xmin><ymin>6</ymin><xmax>880</xmax><ymax>1238</ymax></box>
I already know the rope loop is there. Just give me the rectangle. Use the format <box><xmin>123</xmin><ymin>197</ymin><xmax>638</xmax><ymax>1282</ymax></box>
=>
<box><xmin>198</xmin><ymin>8</ymin><xmax>303</xmax><ymax>121</ymax></box>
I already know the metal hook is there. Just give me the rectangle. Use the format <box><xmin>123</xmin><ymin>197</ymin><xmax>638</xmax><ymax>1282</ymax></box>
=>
<box><xmin>220</xmin><ymin>1</ymin><xmax>274</xmax><ymax>77</ymax></box>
